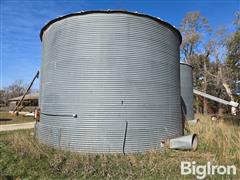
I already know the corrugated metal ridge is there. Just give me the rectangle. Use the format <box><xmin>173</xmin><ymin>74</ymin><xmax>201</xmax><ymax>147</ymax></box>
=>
<box><xmin>40</xmin><ymin>10</ymin><xmax>182</xmax><ymax>43</ymax></box>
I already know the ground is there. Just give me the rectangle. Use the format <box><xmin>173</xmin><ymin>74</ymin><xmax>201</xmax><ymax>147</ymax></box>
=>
<box><xmin>0</xmin><ymin>114</ymin><xmax>239</xmax><ymax>179</ymax></box>
<box><xmin>0</xmin><ymin>112</ymin><xmax>34</xmax><ymax>125</ymax></box>
<box><xmin>0</xmin><ymin>122</ymin><xmax>35</xmax><ymax>131</ymax></box>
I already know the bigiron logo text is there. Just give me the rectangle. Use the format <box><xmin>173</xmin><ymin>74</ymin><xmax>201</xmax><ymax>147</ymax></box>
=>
<box><xmin>181</xmin><ymin>161</ymin><xmax>236</xmax><ymax>179</ymax></box>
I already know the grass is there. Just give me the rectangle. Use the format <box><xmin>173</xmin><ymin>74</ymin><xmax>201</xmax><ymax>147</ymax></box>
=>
<box><xmin>0</xmin><ymin>112</ymin><xmax>34</xmax><ymax>125</ymax></box>
<box><xmin>0</xmin><ymin>115</ymin><xmax>239</xmax><ymax>179</ymax></box>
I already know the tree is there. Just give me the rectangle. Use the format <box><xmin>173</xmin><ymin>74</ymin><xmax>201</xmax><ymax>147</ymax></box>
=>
<box><xmin>2</xmin><ymin>80</ymin><xmax>29</xmax><ymax>104</ymax></box>
<box><xmin>0</xmin><ymin>90</ymin><xmax>6</xmax><ymax>106</ymax></box>
<box><xmin>226</xmin><ymin>12</ymin><xmax>240</xmax><ymax>78</ymax></box>
<box><xmin>203</xmin><ymin>12</ymin><xmax>239</xmax><ymax>115</ymax></box>
<box><xmin>180</xmin><ymin>11</ymin><xmax>210</xmax><ymax>64</ymax></box>
<box><xmin>224</xmin><ymin>12</ymin><xmax>240</xmax><ymax>114</ymax></box>
<box><xmin>180</xmin><ymin>11</ymin><xmax>239</xmax><ymax>115</ymax></box>
<box><xmin>180</xmin><ymin>12</ymin><xmax>211</xmax><ymax>114</ymax></box>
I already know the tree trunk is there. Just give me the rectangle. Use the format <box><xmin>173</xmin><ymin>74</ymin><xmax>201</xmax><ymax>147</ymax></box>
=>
<box><xmin>203</xmin><ymin>60</ymin><xmax>208</xmax><ymax>115</ymax></box>
<box><xmin>196</xmin><ymin>96</ymin><xmax>200</xmax><ymax>114</ymax></box>
<box><xmin>218</xmin><ymin>104</ymin><xmax>224</xmax><ymax>115</ymax></box>
<box><xmin>219</xmin><ymin>65</ymin><xmax>236</xmax><ymax>115</ymax></box>
<box><xmin>222</xmin><ymin>81</ymin><xmax>237</xmax><ymax>115</ymax></box>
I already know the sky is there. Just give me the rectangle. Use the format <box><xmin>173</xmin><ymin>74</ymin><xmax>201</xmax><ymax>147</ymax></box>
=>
<box><xmin>0</xmin><ymin>0</ymin><xmax>239</xmax><ymax>90</ymax></box>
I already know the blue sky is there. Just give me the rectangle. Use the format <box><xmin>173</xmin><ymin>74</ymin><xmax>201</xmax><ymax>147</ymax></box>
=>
<box><xmin>0</xmin><ymin>0</ymin><xmax>239</xmax><ymax>89</ymax></box>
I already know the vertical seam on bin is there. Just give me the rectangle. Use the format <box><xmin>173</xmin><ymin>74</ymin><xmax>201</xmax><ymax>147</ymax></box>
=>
<box><xmin>123</xmin><ymin>121</ymin><xmax>128</xmax><ymax>155</ymax></box>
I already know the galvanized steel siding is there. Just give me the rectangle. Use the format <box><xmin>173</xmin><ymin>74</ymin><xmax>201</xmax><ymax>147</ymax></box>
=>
<box><xmin>37</xmin><ymin>12</ymin><xmax>182</xmax><ymax>153</ymax></box>
<box><xmin>180</xmin><ymin>63</ymin><xmax>194</xmax><ymax>121</ymax></box>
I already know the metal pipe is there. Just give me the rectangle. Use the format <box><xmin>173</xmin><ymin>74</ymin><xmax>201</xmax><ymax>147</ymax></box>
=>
<box><xmin>186</xmin><ymin>119</ymin><xmax>200</xmax><ymax>125</ymax></box>
<box><xmin>40</xmin><ymin>112</ymin><xmax>77</xmax><ymax>118</ymax></box>
<box><xmin>167</xmin><ymin>134</ymin><xmax>198</xmax><ymax>151</ymax></box>
<box><xmin>193</xmin><ymin>89</ymin><xmax>239</xmax><ymax>107</ymax></box>
<box><xmin>14</xmin><ymin>71</ymin><xmax>39</xmax><ymax>113</ymax></box>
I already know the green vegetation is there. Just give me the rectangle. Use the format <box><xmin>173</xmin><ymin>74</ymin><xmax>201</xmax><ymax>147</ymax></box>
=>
<box><xmin>0</xmin><ymin>115</ymin><xmax>239</xmax><ymax>179</ymax></box>
<box><xmin>0</xmin><ymin>112</ymin><xmax>34</xmax><ymax>125</ymax></box>
<box><xmin>180</xmin><ymin>11</ymin><xmax>240</xmax><ymax>114</ymax></box>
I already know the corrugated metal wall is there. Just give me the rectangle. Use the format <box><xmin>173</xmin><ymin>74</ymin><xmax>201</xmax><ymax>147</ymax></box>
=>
<box><xmin>180</xmin><ymin>63</ymin><xmax>194</xmax><ymax>121</ymax></box>
<box><xmin>37</xmin><ymin>11</ymin><xmax>182</xmax><ymax>153</ymax></box>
